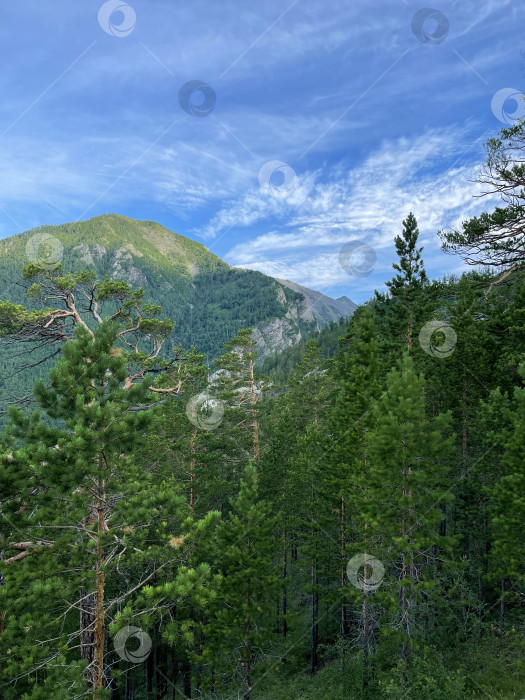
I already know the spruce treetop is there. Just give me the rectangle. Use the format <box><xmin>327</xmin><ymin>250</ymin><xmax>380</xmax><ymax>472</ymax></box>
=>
<box><xmin>386</xmin><ymin>212</ymin><xmax>428</xmax><ymax>295</ymax></box>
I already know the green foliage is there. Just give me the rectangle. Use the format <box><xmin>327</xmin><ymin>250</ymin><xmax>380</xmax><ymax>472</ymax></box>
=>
<box><xmin>203</xmin><ymin>464</ymin><xmax>281</xmax><ymax>693</ymax></box>
<box><xmin>439</xmin><ymin>120</ymin><xmax>525</xmax><ymax>268</ymax></box>
<box><xmin>1</xmin><ymin>205</ymin><xmax>525</xmax><ymax>698</ymax></box>
<box><xmin>375</xmin><ymin>212</ymin><xmax>430</xmax><ymax>354</ymax></box>
<box><xmin>489</xmin><ymin>360</ymin><xmax>525</xmax><ymax>586</ymax></box>
<box><xmin>378</xmin><ymin>650</ymin><xmax>466</xmax><ymax>700</ymax></box>
<box><xmin>0</xmin><ymin>214</ymin><xmax>324</xmax><ymax>415</ymax></box>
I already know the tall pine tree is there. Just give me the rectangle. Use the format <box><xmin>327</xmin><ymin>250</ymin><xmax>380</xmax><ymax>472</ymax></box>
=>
<box><xmin>366</xmin><ymin>355</ymin><xmax>454</xmax><ymax>692</ymax></box>
<box><xmin>376</xmin><ymin>213</ymin><xmax>429</xmax><ymax>353</ymax></box>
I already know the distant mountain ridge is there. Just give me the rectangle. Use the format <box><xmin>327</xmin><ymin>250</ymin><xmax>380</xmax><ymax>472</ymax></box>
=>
<box><xmin>0</xmin><ymin>214</ymin><xmax>356</xmax><ymax>400</ymax></box>
<box><xmin>275</xmin><ymin>278</ymin><xmax>357</xmax><ymax>324</ymax></box>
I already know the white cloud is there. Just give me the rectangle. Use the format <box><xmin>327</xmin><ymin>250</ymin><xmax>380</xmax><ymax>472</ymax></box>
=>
<box><xmin>0</xmin><ymin>0</ymin><xmax>518</xmax><ymax>268</ymax></box>
<box><xmin>221</xmin><ymin>125</ymin><xmax>498</xmax><ymax>294</ymax></box>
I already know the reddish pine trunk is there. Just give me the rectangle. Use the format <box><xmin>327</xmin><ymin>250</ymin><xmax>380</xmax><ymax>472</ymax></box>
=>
<box><xmin>190</xmin><ymin>427</ymin><xmax>197</xmax><ymax>513</ymax></box>
<box><xmin>93</xmin><ymin>477</ymin><xmax>106</xmax><ymax>697</ymax></box>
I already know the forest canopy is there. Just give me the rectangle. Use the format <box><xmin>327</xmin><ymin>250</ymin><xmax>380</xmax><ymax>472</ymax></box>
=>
<box><xmin>0</xmin><ymin>122</ymin><xmax>524</xmax><ymax>700</ymax></box>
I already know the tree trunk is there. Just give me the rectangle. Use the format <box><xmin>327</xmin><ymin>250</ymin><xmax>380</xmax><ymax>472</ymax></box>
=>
<box><xmin>125</xmin><ymin>667</ymin><xmax>132</xmax><ymax>700</ymax></box>
<box><xmin>195</xmin><ymin>614</ymin><xmax>203</xmax><ymax>698</ymax></box>
<box><xmin>499</xmin><ymin>578</ymin><xmax>506</xmax><ymax>634</ymax></box>
<box><xmin>310</xmin><ymin>562</ymin><xmax>319</xmax><ymax>674</ymax></box>
<box><xmin>146</xmin><ymin>641</ymin><xmax>154</xmax><ymax>698</ymax></box>
<box><xmin>291</xmin><ymin>532</ymin><xmax>298</xmax><ymax>561</ymax></box>
<box><xmin>182</xmin><ymin>658</ymin><xmax>191</xmax><ymax>698</ymax></box>
<box><xmin>439</xmin><ymin>503</ymin><xmax>447</xmax><ymax>538</ymax></box>
<box><xmin>362</xmin><ymin>431</ymin><xmax>373</xmax><ymax>683</ymax></box>
<box><xmin>283</xmin><ymin>528</ymin><xmax>288</xmax><ymax>640</ymax></box>
<box><xmin>462</xmin><ymin>380</ymin><xmax>468</xmax><ymax>468</ymax></box>
<box><xmin>80</xmin><ymin>587</ymin><xmax>96</xmax><ymax>687</ymax></box>
<box><xmin>156</xmin><ymin>643</ymin><xmax>167</xmax><ymax>699</ymax></box>
<box><xmin>244</xmin><ymin>656</ymin><xmax>252</xmax><ymax>700</ymax></box>
<box><xmin>171</xmin><ymin>653</ymin><xmax>178</xmax><ymax>699</ymax></box>
<box><xmin>400</xmin><ymin>551</ymin><xmax>413</xmax><ymax>696</ymax></box>
<box><xmin>400</xmin><ymin>455</ymin><xmax>413</xmax><ymax>694</ymax></box>
<box><xmin>407</xmin><ymin>301</ymin><xmax>413</xmax><ymax>351</ymax></box>
<box><xmin>462</xmin><ymin>379</ymin><xmax>470</xmax><ymax>559</ymax></box>
<box><xmin>340</xmin><ymin>498</ymin><xmax>349</xmax><ymax>668</ymax></box>
<box><xmin>190</xmin><ymin>427</ymin><xmax>197</xmax><ymax>513</ymax></box>
<box><xmin>111</xmin><ymin>680</ymin><xmax>122</xmax><ymax>699</ymax></box>
<box><xmin>363</xmin><ymin>592</ymin><xmax>370</xmax><ymax>686</ymax></box>
<box><xmin>93</xmin><ymin>476</ymin><xmax>106</xmax><ymax>698</ymax></box>
<box><xmin>249</xmin><ymin>356</ymin><xmax>260</xmax><ymax>465</ymax></box>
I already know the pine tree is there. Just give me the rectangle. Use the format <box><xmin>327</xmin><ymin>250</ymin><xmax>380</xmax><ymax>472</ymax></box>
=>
<box><xmin>0</xmin><ymin>322</ymin><xmax>156</xmax><ymax>697</ymax></box>
<box><xmin>430</xmin><ymin>276</ymin><xmax>492</xmax><ymax>566</ymax></box>
<box><xmin>259</xmin><ymin>404</ymin><xmax>296</xmax><ymax>643</ymax></box>
<box><xmin>365</xmin><ymin>355</ymin><xmax>454</xmax><ymax>691</ymax></box>
<box><xmin>284</xmin><ymin>339</ymin><xmax>334</xmax><ymax>674</ymax></box>
<box><xmin>286</xmin><ymin>339</ymin><xmax>328</xmax><ymax>427</ymax></box>
<box><xmin>439</xmin><ymin>121</ymin><xmax>525</xmax><ymax>271</ymax></box>
<box><xmin>488</xmin><ymin>359</ymin><xmax>525</xmax><ymax>630</ymax></box>
<box><xmin>290</xmin><ymin>424</ymin><xmax>329</xmax><ymax>676</ymax></box>
<box><xmin>136</xmin><ymin>344</ymin><xmax>210</xmax><ymax>514</ymax></box>
<box><xmin>376</xmin><ymin>213</ymin><xmax>429</xmax><ymax>353</ymax></box>
<box><xmin>199</xmin><ymin>328</ymin><xmax>263</xmax><ymax>514</ymax></box>
<box><xmin>0</xmin><ymin>323</ymin><xmax>207</xmax><ymax>698</ymax></box>
<box><xmin>205</xmin><ymin>464</ymin><xmax>280</xmax><ymax>699</ymax></box>
<box><xmin>328</xmin><ymin>306</ymin><xmax>382</xmax><ymax>681</ymax></box>
<box><xmin>259</xmin><ymin>339</ymin><xmax>333</xmax><ymax>657</ymax></box>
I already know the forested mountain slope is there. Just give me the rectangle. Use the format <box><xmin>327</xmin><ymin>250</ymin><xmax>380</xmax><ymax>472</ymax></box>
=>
<box><xmin>1</xmin><ymin>121</ymin><xmax>524</xmax><ymax>699</ymax></box>
<box><xmin>0</xmin><ymin>214</ymin><xmax>354</xmax><ymax>407</ymax></box>
<box><xmin>0</xmin><ymin>214</ymin><xmax>355</xmax><ymax>356</ymax></box>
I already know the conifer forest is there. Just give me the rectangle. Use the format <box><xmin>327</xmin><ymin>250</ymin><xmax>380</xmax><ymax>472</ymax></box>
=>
<box><xmin>1</xmin><ymin>3</ymin><xmax>525</xmax><ymax>698</ymax></box>
<box><xmin>0</xmin><ymin>119</ymin><xmax>524</xmax><ymax>699</ymax></box>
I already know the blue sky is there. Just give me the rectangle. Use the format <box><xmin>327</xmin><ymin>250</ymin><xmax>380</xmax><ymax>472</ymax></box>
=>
<box><xmin>0</xmin><ymin>0</ymin><xmax>523</xmax><ymax>303</ymax></box>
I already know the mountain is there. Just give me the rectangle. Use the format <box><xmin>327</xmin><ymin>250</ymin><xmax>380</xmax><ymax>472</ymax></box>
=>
<box><xmin>0</xmin><ymin>214</ymin><xmax>355</xmax><ymax>399</ymax></box>
<box><xmin>275</xmin><ymin>278</ymin><xmax>356</xmax><ymax>323</ymax></box>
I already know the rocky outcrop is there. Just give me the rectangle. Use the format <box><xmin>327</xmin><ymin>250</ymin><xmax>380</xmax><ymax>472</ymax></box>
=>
<box><xmin>252</xmin><ymin>280</ymin><xmax>356</xmax><ymax>359</ymax></box>
<box><xmin>274</xmin><ymin>278</ymin><xmax>357</xmax><ymax>323</ymax></box>
<box><xmin>73</xmin><ymin>243</ymin><xmax>148</xmax><ymax>286</ymax></box>
<box><xmin>253</xmin><ymin>303</ymin><xmax>310</xmax><ymax>359</ymax></box>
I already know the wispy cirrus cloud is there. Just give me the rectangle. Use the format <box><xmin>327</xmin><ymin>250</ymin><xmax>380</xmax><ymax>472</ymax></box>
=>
<box><xmin>0</xmin><ymin>0</ymin><xmax>521</xmax><ymax>301</ymax></box>
<box><xmin>220</xmin><ymin>125</ymin><xmax>497</xmax><ymax>299</ymax></box>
